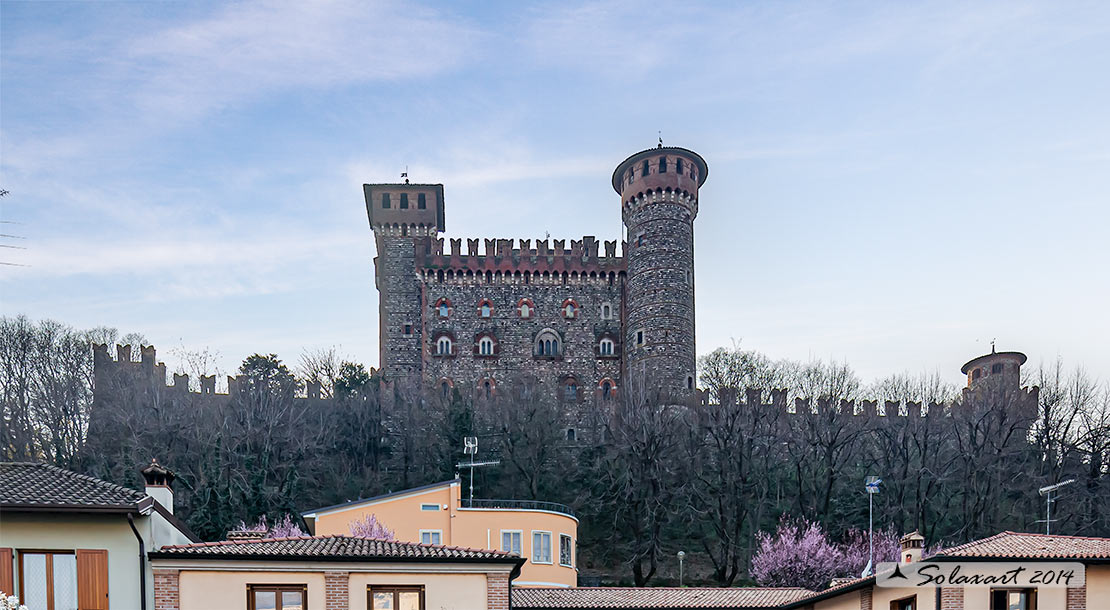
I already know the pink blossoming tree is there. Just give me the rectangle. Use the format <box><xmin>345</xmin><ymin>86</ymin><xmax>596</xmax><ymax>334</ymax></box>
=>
<box><xmin>348</xmin><ymin>513</ymin><xmax>395</xmax><ymax>540</ymax></box>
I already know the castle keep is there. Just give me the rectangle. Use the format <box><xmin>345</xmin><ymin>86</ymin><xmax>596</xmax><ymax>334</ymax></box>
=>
<box><xmin>365</xmin><ymin>145</ymin><xmax>708</xmax><ymax>402</ymax></box>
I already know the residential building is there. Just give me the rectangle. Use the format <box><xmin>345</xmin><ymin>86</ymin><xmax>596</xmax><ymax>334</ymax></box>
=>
<box><xmin>513</xmin><ymin>531</ymin><xmax>1110</xmax><ymax>610</ymax></box>
<box><xmin>148</xmin><ymin>534</ymin><xmax>522</xmax><ymax>610</ymax></box>
<box><xmin>0</xmin><ymin>460</ymin><xmax>198</xmax><ymax>610</ymax></box>
<box><xmin>301</xmin><ymin>478</ymin><xmax>578</xmax><ymax>588</ymax></box>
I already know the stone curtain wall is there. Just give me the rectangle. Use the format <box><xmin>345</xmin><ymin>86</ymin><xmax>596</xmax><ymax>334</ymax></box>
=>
<box><xmin>422</xmin><ymin>276</ymin><xmax>623</xmax><ymax>401</ymax></box>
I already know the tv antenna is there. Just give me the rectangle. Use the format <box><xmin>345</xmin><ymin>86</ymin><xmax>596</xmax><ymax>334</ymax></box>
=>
<box><xmin>1037</xmin><ymin>479</ymin><xmax>1075</xmax><ymax>534</ymax></box>
<box><xmin>456</xmin><ymin>437</ymin><xmax>499</xmax><ymax>506</ymax></box>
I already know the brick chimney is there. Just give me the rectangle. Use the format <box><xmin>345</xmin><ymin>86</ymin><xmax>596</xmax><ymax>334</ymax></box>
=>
<box><xmin>140</xmin><ymin>458</ymin><xmax>175</xmax><ymax>514</ymax></box>
<box><xmin>900</xmin><ymin>531</ymin><xmax>925</xmax><ymax>563</ymax></box>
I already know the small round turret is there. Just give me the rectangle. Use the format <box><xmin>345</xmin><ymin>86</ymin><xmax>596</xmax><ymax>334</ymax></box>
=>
<box><xmin>961</xmin><ymin>346</ymin><xmax>1026</xmax><ymax>391</ymax></box>
<box><xmin>614</xmin><ymin>145</ymin><xmax>708</xmax><ymax>399</ymax></box>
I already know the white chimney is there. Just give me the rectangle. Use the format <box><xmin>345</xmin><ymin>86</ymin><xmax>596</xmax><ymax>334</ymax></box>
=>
<box><xmin>900</xmin><ymin>531</ymin><xmax>925</xmax><ymax>563</ymax></box>
<box><xmin>141</xmin><ymin>458</ymin><xmax>175</xmax><ymax>514</ymax></box>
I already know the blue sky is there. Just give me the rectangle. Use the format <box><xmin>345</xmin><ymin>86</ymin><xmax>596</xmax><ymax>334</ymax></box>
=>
<box><xmin>2</xmin><ymin>1</ymin><xmax>1108</xmax><ymax>385</ymax></box>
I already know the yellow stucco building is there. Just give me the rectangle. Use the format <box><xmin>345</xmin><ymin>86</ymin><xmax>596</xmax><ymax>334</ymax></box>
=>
<box><xmin>302</xmin><ymin>478</ymin><xmax>579</xmax><ymax>588</ymax></box>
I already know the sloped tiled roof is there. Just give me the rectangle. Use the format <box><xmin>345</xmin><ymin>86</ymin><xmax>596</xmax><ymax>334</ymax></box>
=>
<box><xmin>0</xmin><ymin>462</ymin><xmax>148</xmax><ymax>510</ymax></box>
<box><xmin>933</xmin><ymin>531</ymin><xmax>1110</xmax><ymax>560</ymax></box>
<box><xmin>512</xmin><ymin>587</ymin><xmax>813</xmax><ymax>609</ymax></box>
<box><xmin>150</xmin><ymin>535</ymin><xmax>520</xmax><ymax>564</ymax></box>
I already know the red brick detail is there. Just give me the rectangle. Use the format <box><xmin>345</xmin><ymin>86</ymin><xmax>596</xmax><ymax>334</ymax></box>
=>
<box><xmin>939</xmin><ymin>586</ymin><xmax>963</xmax><ymax>610</ymax></box>
<box><xmin>325</xmin><ymin>571</ymin><xmax>350</xmax><ymax>610</ymax></box>
<box><xmin>486</xmin><ymin>572</ymin><xmax>510</xmax><ymax>610</ymax></box>
<box><xmin>1067</xmin><ymin>584</ymin><xmax>1086</xmax><ymax>610</ymax></box>
<box><xmin>860</xmin><ymin>587</ymin><xmax>872</xmax><ymax>610</ymax></box>
<box><xmin>153</xmin><ymin>569</ymin><xmax>180</xmax><ymax>610</ymax></box>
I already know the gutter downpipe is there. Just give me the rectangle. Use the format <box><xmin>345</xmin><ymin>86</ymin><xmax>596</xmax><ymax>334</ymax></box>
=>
<box><xmin>127</xmin><ymin>513</ymin><xmax>148</xmax><ymax>610</ymax></box>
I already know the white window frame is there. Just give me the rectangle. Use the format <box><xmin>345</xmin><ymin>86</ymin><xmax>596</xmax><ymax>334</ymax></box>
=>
<box><xmin>599</xmin><ymin>338</ymin><xmax>614</xmax><ymax>356</ymax></box>
<box><xmin>559</xmin><ymin>534</ymin><xmax>573</xmax><ymax>567</ymax></box>
<box><xmin>436</xmin><ymin>336</ymin><xmax>452</xmax><ymax>355</ymax></box>
<box><xmin>479</xmin><ymin>336</ymin><xmax>494</xmax><ymax>355</ymax></box>
<box><xmin>420</xmin><ymin>529</ymin><xmax>442</xmax><ymax>545</ymax></box>
<box><xmin>420</xmin><ymin>503</ymin><xmax>440</xmax><ymax>511</ymax></box>
<box><xmin>501</xmin><ymin>530</ymin><xmax>523</xmax><ymax>556</ymax></box>
<box><xmin>532</xmin><ymin>530</ymin><xmax>553</xmax><ymax>564</ymax></box>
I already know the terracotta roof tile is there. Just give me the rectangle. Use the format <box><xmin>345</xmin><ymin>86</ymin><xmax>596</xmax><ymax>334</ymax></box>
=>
<box><xmin>0</xmin><ymin>462</ymin><xmax>147</xmax><ymax>510</ymax></box>
<box><xmin>150</xmin><ymin>535</ymin><xmax>517</xmax><ymax>563</ymax></box>
<box><xmin>934</xmin><ymin>531</ymin><xmax>1110</xmax><ymax>560</ymax></box>
<box><xmin>512</xmin><ymin>587</ymin><xmax>813</xmax><ymax>609</ymax></box>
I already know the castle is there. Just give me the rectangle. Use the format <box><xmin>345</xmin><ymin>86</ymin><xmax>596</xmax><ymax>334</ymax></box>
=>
<box><xmin>366</xmin><ymin>145</ymin><xmax>707</xmax><ymax>403</ymax></box>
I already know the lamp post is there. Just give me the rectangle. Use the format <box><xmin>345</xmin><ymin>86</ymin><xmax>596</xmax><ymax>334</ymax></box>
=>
<box><xmin>677</xmin><ymin>551</ymin><xmax>686</xmax><ymax>587</ymax></box>
<box><xmin>863</xmin><ymin>476</ymin><xmax>881</xmax><ymax>577</ymax></box>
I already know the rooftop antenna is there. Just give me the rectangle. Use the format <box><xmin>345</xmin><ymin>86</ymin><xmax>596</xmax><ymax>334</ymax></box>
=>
<box><xmin>991</xmin><ymin>338</ymin><xmax>996</xmax><ymax>353</ymax></box>
<box><xmin>401</xmin><ymin>166</ymin><xmax>409</xmax><ymax>185</ymax></box>
<box><xmin>1037</xmin><ymin>479</ymin><xmax>1075</xmax><ymax>534</ymax></box>
<box><xmin>456</xmin><ymin>437</ymin><xmax>499</xmax><ymax>506</ymax></box>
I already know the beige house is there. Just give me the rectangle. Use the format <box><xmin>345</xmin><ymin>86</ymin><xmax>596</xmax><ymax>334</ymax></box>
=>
<box><xmin>0</xmin><ymin>460</ymin><xmax>198</xmax><ymax>610</ymax></box>
<box><xmin>147</xmin><ymin>534</ymin><xmax>524</xmax><ymax>610</ymax></box>
<box><xmin>302</xmin><ymin>479</ymin><xmax>579</xmax><ymax>588</ymax></box>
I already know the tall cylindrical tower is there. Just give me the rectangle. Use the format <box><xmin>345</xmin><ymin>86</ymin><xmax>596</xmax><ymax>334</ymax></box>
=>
<box><xmin>613</xmin><ymin>145</ymin><xmax>708</xmax><ymax>399</ymax></box>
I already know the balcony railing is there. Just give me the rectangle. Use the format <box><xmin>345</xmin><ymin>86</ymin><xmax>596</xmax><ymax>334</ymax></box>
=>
<box><xmin>459</xmin><ymin>498</ymin><xmax>575</xmax><ymax>518</ymax></box>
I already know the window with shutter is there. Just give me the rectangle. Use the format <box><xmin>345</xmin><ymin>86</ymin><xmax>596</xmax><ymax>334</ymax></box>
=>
<box><xmin>0</xmin><ymin>548</ymin><xmax>12</xmax><ymax>597</ymax></box>
<box><xmin>77</xmin><ymin>549</ymin><xmax>109</xmax><ymax>610</ymax></box>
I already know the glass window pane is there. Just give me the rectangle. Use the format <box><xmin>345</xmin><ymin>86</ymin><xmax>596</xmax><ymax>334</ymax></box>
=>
<box><xmin>398</xmin><ymin>591</ymin><xmax>421</xmax><ymax>610</ymax></box>
<box><xmin>254</xmin><ymin>591</ymin><xmax>277</xmax><ymax>610</ymax></box>
<box><xmin>53</xmin><ymin>553</ymin><xmax>78</xmax><ymax>610</ymax></box>
<box><xmin>22</xmin><ymin>553</ymin><xmax>49</xmax><ymax>610</ymax></box>
<box><xmin>372</xmin><ymin>592</ymin><xmax>394</xmax><ymax>609</ymax></box>
<box><xmin>281</xmin><ymin>590</ymin><xmax>304</xmax><ymax>610</ymax></box>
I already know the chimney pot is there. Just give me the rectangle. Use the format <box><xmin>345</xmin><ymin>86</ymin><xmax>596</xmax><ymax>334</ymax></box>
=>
<box><xmin>900</xmin><ymin>530</ymin><xmax>925</xmax><ymax>563</ymax></box>
<box><xmin>140</xmin><ymin>458</ymin><xmax>175</xmax><ymax>514</ymax></box>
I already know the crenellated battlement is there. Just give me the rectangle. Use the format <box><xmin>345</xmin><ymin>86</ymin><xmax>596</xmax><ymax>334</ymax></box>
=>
<box><xmin>706</xmin><ymin>386</ymin><xmax>1040</xmax><ymax>420</ymax></box>
<box><xmin>415</xmin><ymin>235</ymin><xmax>626</xmax><ymax>283</ymax></box>
<box><xmin>92</xmin><ymin>344</ymin><xmax>328</xmax><ymax>401</ymax></box>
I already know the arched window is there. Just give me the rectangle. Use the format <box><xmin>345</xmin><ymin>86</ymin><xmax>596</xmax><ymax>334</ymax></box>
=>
<box><xmin>599</xmin><ymin>338</ymin><xmax>615</xmax><ymax>356</ymax></box>
<box><xmin>566</xmin><ymin>428</ymin><xmax>576</xmax><ymax>441</ymax></box>
<box><xmin>436</xmin><ymin>336</ymin><xmax>452</xmax><ymax>356</ymax></box>
<box><xmin>517</xmin><ymin>299</ymin><xmax>534</xmax><ymax>319</ymax></box>
<box><xmin>535</xmin><ymin>330</ymin><xmax>561</xmax><ymax>357</ymax></box>
<box><xmin>440</xmin><ymin>379</ymin><xmax>452</xmax><ymax>399</ymax></box>
<box><xmin>601</xmin><ymin>380</ymin><xmax>613</xmax><ymax>401</ymax></box>
<box><xmin>479</xmin><ymin>299</ymin><xmax>493</xmax><ymax>318</ymax></box>
<box><xmin>479</xmin><ymin>336</ymin><xmax>494</xmax><ymax>356</ymax></box>
<box><xmin>435</xmin><ymin>298</ymin><xmax>451</xmax><ymax>318</ymax></box>
<box><xmin>562</xmin><ymin>299</ymin><xmax>578</xmax><ymax>319</ymax></box>
<box><xmin>972</xmin><ymin>368</ymin><xmax>982</xmax><ymax>380</ymax></box>
<box><xmin>563</xmin><ymin>378</ymin><xmax>578</xmax><ymax>401</ymax></box>
<box><xmin>659</xmin><ymin>156</ymin><xmax>667</xmax><ymax>173</ymax></box>
<box><xmin>601</xmin><ymin>303</ymin><xmax>612</xmax><ymax>319</ymax></box>
<box><xmin>480</xmin><ymin>378</ymin><xmax>495</xmax><ymax>399</ymax></box>
<box><xmin>687</xmin><ymin>375</ymin><xmax>694</xmax><ymax>390</ymax></box>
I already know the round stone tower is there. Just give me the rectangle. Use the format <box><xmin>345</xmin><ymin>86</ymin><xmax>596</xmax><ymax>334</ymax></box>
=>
<box><xmin>613</xmin><ymin>145</ymin><xmax>708</xmax><ymax>400</ymax></box>
<box><xmin>960</xmin><ymin>345</ymin><xmax>1027</xmax><ymax>391</ymax></box>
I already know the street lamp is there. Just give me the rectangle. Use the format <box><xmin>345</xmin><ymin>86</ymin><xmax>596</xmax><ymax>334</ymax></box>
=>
<box><xmin>677</xmin><ymin>551</ymin><xmax>686</xmax><ymax>587</ymax></box>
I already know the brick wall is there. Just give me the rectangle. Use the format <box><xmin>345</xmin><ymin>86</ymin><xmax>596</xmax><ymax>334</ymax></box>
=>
<box><xmin>860</xmin><ymin>587</ymin><xmax>872</xmax><ymax>610</ymax></box>
<box><xmin>153</xmin><ymin>569</ymin><xmax>179</xmax><ymax>610</ymax></box>
<box><xmin>939</xmin><ymin>586</ymin><xmax>963</xmax><ymax>610</ymax></box>
<box><xmin>486</xmin><ymin>572</ymin><xmax>509</xmax><ymax>610</ymax></box>
<box><xmin>1067</xmin><ymin>584</ymin><xmax>1086</xmax><ymax>610</ymax></box>
<box><xmin>325</xmin><ymin>571</ymin><xmax>350</xmax><ymax>610</ymax></box>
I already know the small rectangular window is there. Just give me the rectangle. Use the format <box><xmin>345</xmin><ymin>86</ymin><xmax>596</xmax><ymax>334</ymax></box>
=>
<box><xmin>400</xmin><ymin>193</ymin><xmax>409</xmax><ymax>209</ymax></box>
<box><xmin>501</xmin><ymin>530</ymin><xmax>522</xmax><ymax>556</ymax></box>
<box><xmin>420</xmin><ymin>503</ymin><xmax>439</xmax><ymax>511</ymax></box>
<box><xmin>559</xmin><ymin>534</ymin><xmax>573</xmax><ymax>567</ymax></box>
<box><xmin>532</xmin><ymin>531</ymin><xmax>552</xmax><ymax>564</ymax></box>
<box><xmin>418</xmin><ymin>193</ymin><xmax>427</xmax><ymax>209</ymax></box>
<box><xmin>637</xmin><ymin>331</ymin><xmax>644</xmax><ymax>346</ymax></box>
<box><xmin>659</xmin><ymin>156</ymin><xmax>667</xmax><ymax>173</ymax></box>
<box><xmin>890</xmin><ymin>595</ymin><xmax>917</xmax><ymax>610</ymax></box>
<box><xmin>403</xmin><ymin>324</ymin><xmax>413</xmax><ymax>336</ymax></box>
<box><xmin>990</xmin><ymin>589</ymin><xmax>1034</xmax><ymax>610</ymax></box>
<box><xmin>381</xmin><ymin>193</ymin><xmax>391</xmax><ymax>209</ymax></box>
<box><xmin>420</xmin><ymin>530</ymin><xmax>442</xmax><ymax>545</ymax></box>
<box><xmin>248</xmin><ymin>584</ymin><xmax>307</xmax><ymax>610</ymax></box>
<box><xmin>641</xmin><ymin>159</ymin><xmax>649</xmax><ymax>176</ymax></box>
<box><xmin>677</xmin><ymin>158</ymin><xmax>684</xmax><ymax>174</ymax></box>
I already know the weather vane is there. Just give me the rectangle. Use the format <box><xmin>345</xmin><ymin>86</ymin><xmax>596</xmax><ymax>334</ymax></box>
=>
<box><xmin>401</xmin><ymin>166</ymin><xmax>409</xmax><ymax>185</ymax></box>
<box><xmin>657</xmin><ymin>131</ymin><xmax>663</xmax><ymax>148</ymax></box>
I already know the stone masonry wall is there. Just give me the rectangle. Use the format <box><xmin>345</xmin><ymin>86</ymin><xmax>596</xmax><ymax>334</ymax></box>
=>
<box><xmin>421</xmin><ymin>274</ymin><xmax>623</xmax><ymax>403</ymax></box>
